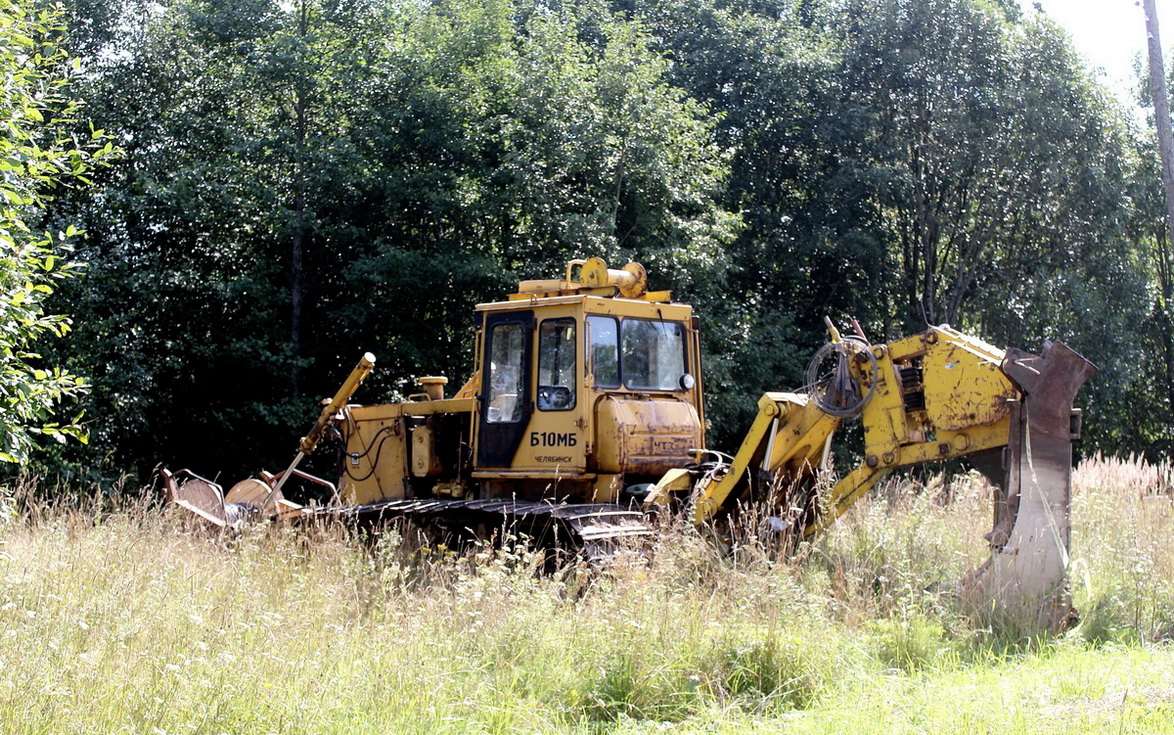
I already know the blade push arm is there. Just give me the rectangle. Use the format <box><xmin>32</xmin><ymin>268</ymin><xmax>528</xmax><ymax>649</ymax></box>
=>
<box><xmin>688</xmin><ymin>392</ymin><xmax>838</xmax><ymax>526</ymax></box>
<box><xmin>300</xmin><ymin>352</ymin><xmax>377</xmax><ymax>455</ymax></box>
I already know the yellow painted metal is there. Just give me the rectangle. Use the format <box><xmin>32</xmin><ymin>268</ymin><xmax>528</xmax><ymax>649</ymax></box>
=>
<box><xmin>339</xmin><ymin>406</ymin><xmax>406</xmax><ymax>505</ymax></box>
<box><xmin>646</xmin><ymin>467</ymin><xmax>695</xmax><ymax>507</ymax></box>
<box><xmin>466</xmin><ymin>277</ymin><xmax>702</xmax><ymax>500</ymax></box>
<box><xmin>689</xmin><ymin>326</ymin><xmax>1022</xmax><ymax>533</ymax></box>
<box><xmin>417</xmin><ymin>376</ymin><xmax>448</xmax><ymax>401</ymax></box>
<box><xmin>594</xmin><ymin>396</ymin><xmax>702</xmax><ymax>475</ymax></box>
<box><xmin>267</xmin><ymin>352</ymin><xmax>377</xmax><ymax>505</ymax></box>
<box><xmin>504</xmin><ymin>257</ymin><xmax>670</xmax><ymax>303</ymax></box>
<box><xmin>410</xmin><ymin>425</ymin><xmax>443</xmax><ymax>477</ymax></box>
<box><xmin>592</xmin><ymin>474</ymin><xmax>623</xmax><ymax>503</ymax></box>
<box><xmin>804</xmin><ymin>327</ymin><xmax>1016</xmax><ymax>534</ymax></box>
<box><xmin>321</xmin><ymin>255</ymin><xmax>1033</xmax><ymax>547</ymax></box>
<box><xmin>489</xmin><ymin>302</ymin><xmax>588</xmax><ymax>476</ymax></box>
<box><xmin>579</xmin><ymin>257</ymin><xmax>648</xmax><ymax>298</ymax></box>
<box><xmin>299</xmin><ymin>352</ymin><xmax>376</xmax><ymax>455</ymax></box>
<box><xmin>334</xmin><ymin>257</ymin><xmax>704</xmax><ymax>507</ymax></box>
<box><xmin>339</xmin><ymin>397</ymin><xmax>476</xmax><ymax>505</ymax></box>
<box><xmin>320</xmin><ymin>259</ymin><xmax>1034</xmax><ymax>563</ymax></box>
<box><xmin>453</xmin><ymin>372</ymin><xmax>479</xmax><ymax>399</ymax></box>
<box><xmin>922</xmin><ymin>333</ymin><xmax>1012</xmax><ymax>431</ymax></box>
<box><xmin>805</xmin><ymin>422</ymin><xmax>1010</xmax><ymax>537</ymax></box>
<box><xmin>760</xmin><ymin>394</ymin><xmax>839</xmax><ymax>478</ymax></box>
<box><xmin>690</xmin><ymin>392</ymin><xmax>838</xmax><ymax>525</ymax></box>
<box><xmin>177</xmin><ymin>252</ymin><xmax>1093</xmax><ymax>627</ymax></box>
<box><xmin>511</xmin><ymin>281</ymin><xmax>613</xmax><ymax>299</ymax></box>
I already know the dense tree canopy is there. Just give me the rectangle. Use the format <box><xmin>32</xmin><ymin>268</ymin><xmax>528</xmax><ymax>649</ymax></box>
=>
<box><xmin>19</xmin><ymin>0</ymin><xmax>1174</xmax><ymax>482</ymax></box>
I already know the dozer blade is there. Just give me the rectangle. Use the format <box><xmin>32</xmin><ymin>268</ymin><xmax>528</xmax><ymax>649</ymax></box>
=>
<box><xmin>161</xmin><ymin>468</ymin><xmax>259</xmax><ymax>530</ymax></box>
<box><xmin>963</xmin><ymin>341</ymin><xmax>1098</xmax><ymax>632</ymax></box>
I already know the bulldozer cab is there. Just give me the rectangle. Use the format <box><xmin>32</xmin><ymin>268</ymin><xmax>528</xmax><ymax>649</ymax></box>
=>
<box><xmin>471</xmin><ymin>258</ymin><xmax>705</xmax><ymax>502</ymax></box>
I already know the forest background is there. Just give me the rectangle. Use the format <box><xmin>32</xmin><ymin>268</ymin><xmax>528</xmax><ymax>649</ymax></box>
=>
<box><xmin>8</xmin><ymin>0</ymin><xmax>1174</xmax><ymax>486</ymax></box>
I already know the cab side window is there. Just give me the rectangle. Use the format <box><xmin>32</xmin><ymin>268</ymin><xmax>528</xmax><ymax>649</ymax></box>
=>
<box><xmin>587</xmin><ymin>316</ymin><xmax>619</xmax><ymax>388</ymax></box>
<box><xmin>621</xmin><ymin>318</ymin><xmax>685</xmax><ymax>391</ymax></box>
<box><xmin>537</xmin><ymin>318</ymin><xmax>576</xmax><ymax>411</ymax></box>
<box><xmin>486</xmin><ymin>322</ymin><xmax>526</xmax><ymax>423</ymax></box>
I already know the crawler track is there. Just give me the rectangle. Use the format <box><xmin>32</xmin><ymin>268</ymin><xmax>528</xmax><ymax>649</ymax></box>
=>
<box><xmin>301</xmin><ymin>498</ymin><xmax>655</xmax><ymax>561</ymax></box>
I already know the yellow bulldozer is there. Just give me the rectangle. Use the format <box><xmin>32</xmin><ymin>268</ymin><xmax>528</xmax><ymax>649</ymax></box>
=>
<box><xmin>163</xmin><ymin>257</ymin><xmax>1096</xmax><ymax>629</ymax></box>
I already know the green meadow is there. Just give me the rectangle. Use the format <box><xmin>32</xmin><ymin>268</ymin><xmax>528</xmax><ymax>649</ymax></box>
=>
<box><xmin>2</xmin><ymin>454</ymin><xmax>1172</xmax><ymax>734</ymax></box>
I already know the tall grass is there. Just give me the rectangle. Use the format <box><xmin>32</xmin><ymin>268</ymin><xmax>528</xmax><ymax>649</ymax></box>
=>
<box><xmin>1</xmin><ymin>456</ymin><xmax>1173</xmax><ymax>733</ymax></box>
<box><xmin>1070</xmin><ymin>454</ymin><xmax>1174</xmax><ymax>644</ymax></box>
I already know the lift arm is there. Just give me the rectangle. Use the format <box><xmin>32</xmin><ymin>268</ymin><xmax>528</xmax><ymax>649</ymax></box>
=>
<box><xmin>690</xmin><ymin>327</ymin><xmax>1020</xmax><ymax>526</ymax></box>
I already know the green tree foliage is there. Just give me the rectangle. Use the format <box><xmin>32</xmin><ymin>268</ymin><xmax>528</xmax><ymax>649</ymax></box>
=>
<box><xmin>831</xmin><ymin>2</ymin><xmax>1140</xmax><ymax>338</ymax></box>
<box><xmin>0</xmin><ymin>0</ymin><xmax>110</xmax><ymax>464</ymax></box>
<box><xmin>52</xmin><ymin>0</ymin><xmax>735</xmax><ymax>480</ymax></box>
<box><xmin>628</xmin><ymin>0</ymin><xmax>884</xmax><ymax>444</ymax></box>
<box><xmin>1111</xmin><ymin>63</ymin><xmax>1174</xmax><ymax>456</ymax></box>
<box><xmin>341</xmin><ymin>0</ymin><xmax>737</xmax><ymax>385</ymax></box>
<box><xmin>624</xmin><ymin>0</ymin><xmax>1152</xmax><ymax>450</ymax></box>
<box><xmin>824</xmin><ymin>1</ymin><xmax>1149</xmax><ymax>451</ymax></box>
<box><xmin>41</xmin><ymin>0</ymin><xmax>1174</xmax><ymax>482</ymax></box>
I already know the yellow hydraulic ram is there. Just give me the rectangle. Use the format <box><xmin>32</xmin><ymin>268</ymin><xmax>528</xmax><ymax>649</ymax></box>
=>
<box><xmin>265</xmin><ymin>352</ymin><xmax>376</xmax><ymax>502</ymax></box>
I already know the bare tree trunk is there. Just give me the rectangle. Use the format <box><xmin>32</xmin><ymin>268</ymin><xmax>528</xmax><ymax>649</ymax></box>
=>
<box><xmin>1145</xmin><ymin>0</ymin><xmax>1174</xmax><ymax>253</ymax></box>
<box><xmin>290</xmin><ymin>0</ymin><xmax>309</xmax><ymax>402</ymax></box>
<box><xmin>1157</xmin><ymin>228</ymin><xmax>1174</xmax><ymax>417</ymax></box>
<box><xmin>291</xmin><ymin>187</ymin><xmax>304</xmax><ymax>400</ymax></box>
<box><xmin>1144</xmin><ymin>0</ymin><xmax>1174</xmax><ymax>421</ymax></box>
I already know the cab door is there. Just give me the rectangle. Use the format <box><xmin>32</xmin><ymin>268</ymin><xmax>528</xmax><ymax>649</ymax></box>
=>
<box><xmin>476</xmin><ymin>310</ymin><xmax>534</xmax><ymax>468</ymax></box>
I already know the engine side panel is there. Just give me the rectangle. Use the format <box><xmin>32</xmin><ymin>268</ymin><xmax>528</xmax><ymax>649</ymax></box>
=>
<box><xmin>593</xmin><ymin>395</ymin><xmax>702</xmax><ymax>476</ymax></box>
<box><xmin>339</xmin><ymin>399</ymin><xmax>475</xmax><ymax>505</ymax></box>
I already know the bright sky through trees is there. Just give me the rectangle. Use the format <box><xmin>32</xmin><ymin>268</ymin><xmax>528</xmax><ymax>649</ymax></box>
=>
<box><xmin>1029</xmin><ymin>0</ymin><xmax>1173</xmax><ymax>98</ymax></box>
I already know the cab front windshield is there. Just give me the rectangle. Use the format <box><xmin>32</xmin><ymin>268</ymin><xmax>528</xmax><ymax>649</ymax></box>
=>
<box><xmin>588</xmin><ymin>315</ymin><xmax>686</xmax><ymax>391</ymax></box>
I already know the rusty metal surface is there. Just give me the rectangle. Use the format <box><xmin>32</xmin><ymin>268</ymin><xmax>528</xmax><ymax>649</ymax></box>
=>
<box><xmin>224</xmin><ymin>478</ymin><xmax>273</xmax><ymax>508</ymax></box>
<box><xmin>162</xmin><ymin>468</ymin><xmax>228</xmax><ymax>528</ymax></box>
<box><xmin>922</xmin><ymin>339</ymin><xmax>1015</xmax><ymax>431</ymax></box>
<box><xmin>962</xmin><ymin>340</ymin><xmax>1098</xmax><ymax>631</ymax></box>
<box><xmin>593</xmin><ymin>396</ymin><xmax>702</xmax><ymax>475</ymax></box>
